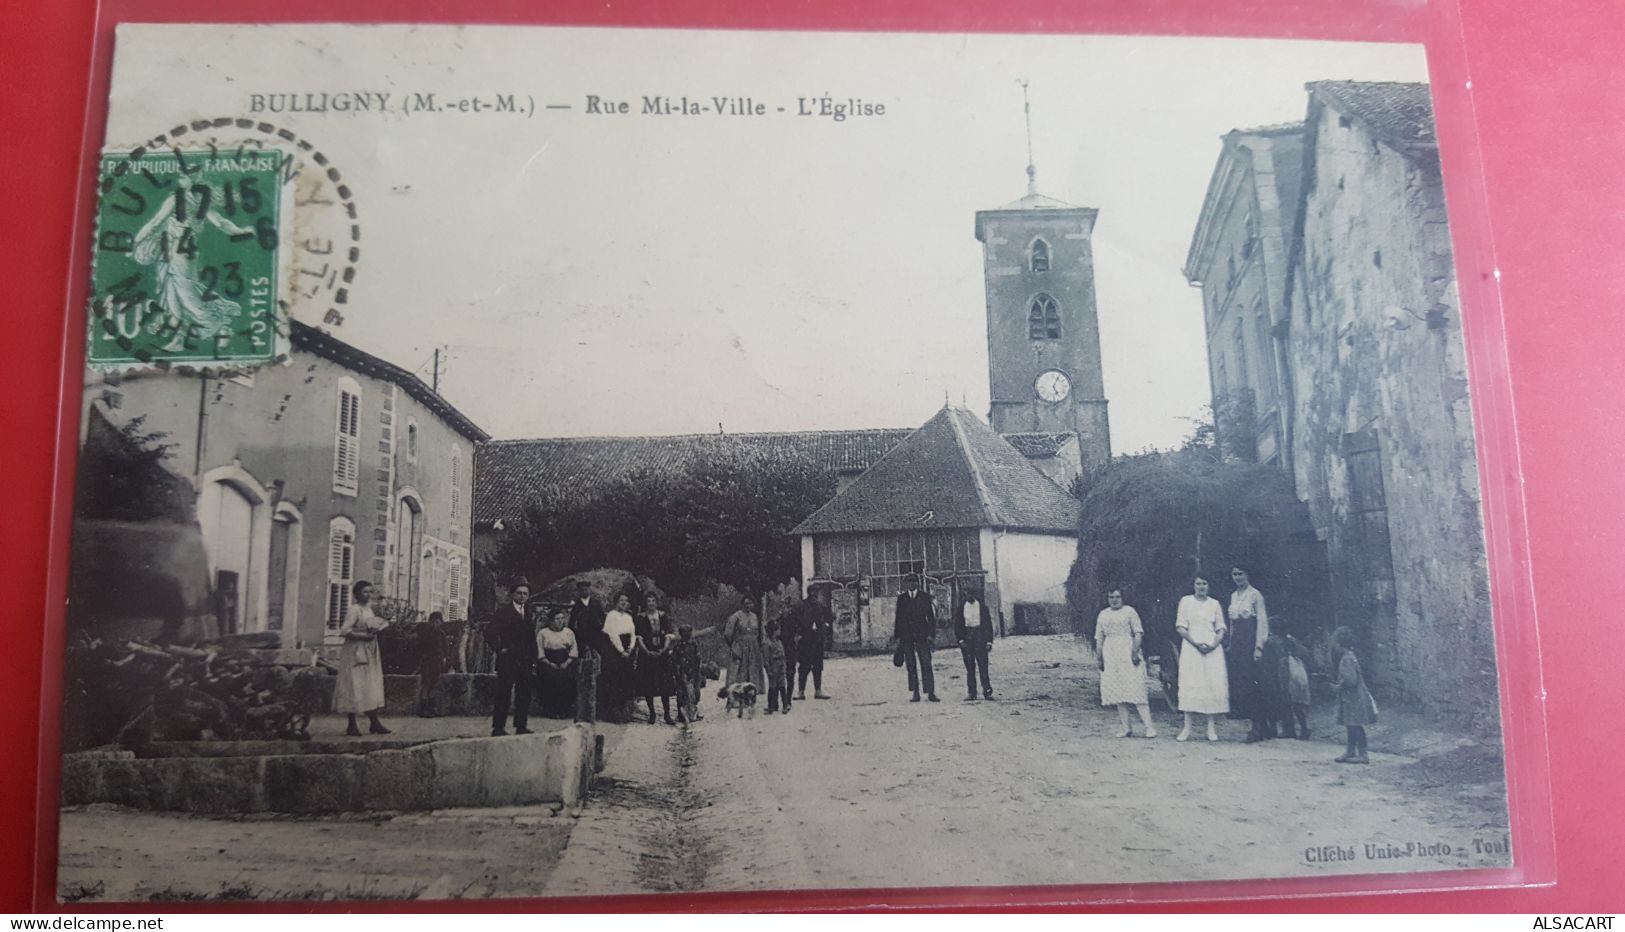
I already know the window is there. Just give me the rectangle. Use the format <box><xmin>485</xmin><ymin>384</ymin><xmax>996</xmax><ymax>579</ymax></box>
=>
<box><xmin>1029</xmin><ymin>294</ymin><xmax>1061</xmax><ymax>340</ymax></box>
<box><xmin>332</xmin><ymin>377</ymin><xmax>362</xmax><ymax>495</ymax></box>
<box><xmin>450</xmin><ymin>450</ymin><xmax>462</xmax><ymax>520</ymax></box>
<box><xmin>1254</xmin><ymin>303</ymin><xmax>1279</xmax><ymax>407</ymax></box>
<box><xmin>406</xmin><ymin>419</ymin><xmax>418</xmax><ymax>461</ymax></box>
<box><xmin>326</xmin><ymin>517</ymin><xmax>357</xmax><ymax>632</ymax></box>
<box><xmin>448</xmin><ymin>556</ymin><xmax>465</xmax><ymax>622</ymax></box>
<box><xmin>1232</xmin><ymin>318</ymin><xmax>1250</xmax><ymax>390</ymax></box>
<box><xmin>1029</xmin><ymin>238</ymin><xmax>1051</xmax><ymax>273</ymax></box>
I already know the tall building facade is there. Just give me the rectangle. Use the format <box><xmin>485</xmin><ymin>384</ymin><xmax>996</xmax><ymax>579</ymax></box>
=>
<box><xmin>975</xmin><ymin>184</ymin><xmax>1112</xmax><ymax>475</ymax></box>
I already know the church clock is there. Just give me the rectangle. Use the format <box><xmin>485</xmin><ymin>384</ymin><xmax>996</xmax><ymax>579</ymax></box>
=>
<box><xmin>1035</xmin><ymin>369</ymin><xmax>1071</xmax><ymax>403</ymax></box>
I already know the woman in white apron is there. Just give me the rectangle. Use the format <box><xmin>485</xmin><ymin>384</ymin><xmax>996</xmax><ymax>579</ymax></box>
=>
<box><xmin>335</xmin><ymin>580</ymin><xmax>391</xmax><ymax>736</ymax></box>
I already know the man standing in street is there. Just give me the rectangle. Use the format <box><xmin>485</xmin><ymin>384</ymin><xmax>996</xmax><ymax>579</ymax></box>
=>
<box><xmin>894</xmin><ymin>573</ymin><xmax>939</xmax><ymax>703</ymax></box>
<box><xmin>797</xmin><ymin>588</ymin><xmax>834</xmax><ymax>700</ymax></box>
<box><xmin>490</xmin><ymin>577</ymin><xmax>537</xmax><ymax>736</ymax></box>
<box><xmin>778</xmin><ymin>594</ymin><xmax>803</xmax><ymax>704</ymax></box>
<box><xmin>955</xmin><ymin>585</ymin><xmax>995</xmax><ymax>701</ymax></box>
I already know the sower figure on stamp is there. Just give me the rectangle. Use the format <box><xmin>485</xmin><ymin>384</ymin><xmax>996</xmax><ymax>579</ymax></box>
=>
<box><xmin>490</xmin><ymin>577</ymin><xmax>537</xmax><ymax>736</ymax></box>
<box><xmin>895</xmin><ymin>573</ymin><xmax>939</xmax><ymax>703</ymax></box>
<box><xmin>955</xmin><ymin>584</ymin><xmax>994</xmax><ymax>701</ymax></box>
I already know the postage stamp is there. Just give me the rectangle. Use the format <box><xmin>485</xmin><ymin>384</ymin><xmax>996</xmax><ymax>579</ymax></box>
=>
<box><xmin>90</xmin><ymin>149</ymin><xmax>284</xmax><ymax>366</ymax></box>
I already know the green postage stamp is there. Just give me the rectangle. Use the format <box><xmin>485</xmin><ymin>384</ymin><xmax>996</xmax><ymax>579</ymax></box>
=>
<box><xmin>90</xmin><ymin>149</ymin><xmax>284</xmax><ymax>367</ymax></box>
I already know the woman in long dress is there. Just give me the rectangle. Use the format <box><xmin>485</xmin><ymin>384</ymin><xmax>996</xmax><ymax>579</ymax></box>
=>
<box><xmin>1225</xmin><ymin>565</ymin><xmax>1271</xmax><ymax>740</ymax></box>
<box><xmin>599</xmin><ymin>594</ymin><xmax>640</xmax><ymax>722</ymax></box>
<box><xmin>334</xmin><ymin>580</ymin><xmax>392</xmax><ymax>736</ymax></box>
<box><xmin>1174</xmin><ymin>574</ymin><xmax>1229</xmax><ymax>742</ymax></box>
<box><xmin>635</xmin><ymin>603</ymin><xmax>677</xmax><ymax>725</ymax></box>
<box><xmin>535</xmin><ymin>608</ymin><xmax>579</xmax><ymax>719</ymax></box>
<box><xmin>723</xmin><ymin>594</ymin><xmax>765</xmax><ymax>709</ymax></box>
<box><xmin>1095</xmin><ymin>589</ymin><xmax>1156</xmax><ymax>738</ymax></box>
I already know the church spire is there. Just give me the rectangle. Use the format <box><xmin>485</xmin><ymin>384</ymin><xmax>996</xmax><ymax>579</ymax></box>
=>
<box><xmin>1019</xmin><ymin>78</ymin><xmax>1037</xmax><ymax>196</ymax></box>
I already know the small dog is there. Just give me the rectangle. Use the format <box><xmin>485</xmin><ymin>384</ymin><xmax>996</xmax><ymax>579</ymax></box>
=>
<box><xmin>728</xmin><ymin>682</ymin><xmax>760</xmax><ymax>719</ymax></box>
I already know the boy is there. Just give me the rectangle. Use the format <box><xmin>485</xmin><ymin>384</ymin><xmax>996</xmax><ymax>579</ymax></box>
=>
<box><xmin>763</xmin><ymin>620</ymin><xmax>791</xmax><ymax>714</ymax></box>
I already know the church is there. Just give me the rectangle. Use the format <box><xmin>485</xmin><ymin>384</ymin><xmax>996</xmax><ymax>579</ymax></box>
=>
<box><xmin>474</xmin><ymin>166</ymin><xmax>1112</xmax><ymax>649</ymax></box>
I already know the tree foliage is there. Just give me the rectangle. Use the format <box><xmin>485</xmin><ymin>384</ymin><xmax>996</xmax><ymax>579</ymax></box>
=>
<box><xmin>75</xmin><ymin>412</ymin><xmax>194</xmax><ymax>523</ymax></box>
<box><xmin>1066</xmin><ymin>445</ymin><xmax>1329</xmax><ymax>658</ymax></box>
<box><xmin>495</xmin><ymin>443</ymin><xmax>836</xmax><ymax>599</ymax></box>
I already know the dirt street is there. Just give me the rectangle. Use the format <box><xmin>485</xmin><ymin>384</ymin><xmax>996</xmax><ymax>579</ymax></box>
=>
<box><xmin>57</xmin><ymin>635</ymin><xmax>1511</xmax><ymax>903</ymax></box>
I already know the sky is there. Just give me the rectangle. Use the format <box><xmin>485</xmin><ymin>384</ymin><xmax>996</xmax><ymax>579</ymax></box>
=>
<box><xmin>109</xmin><ymin>25</ymin><xmax>1429</xmax><ymax>451</ymax></box>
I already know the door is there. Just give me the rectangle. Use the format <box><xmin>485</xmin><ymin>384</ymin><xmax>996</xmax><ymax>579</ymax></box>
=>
<box><xmin>200</xmin><ymin>481</ymin><xmax>255</xmax><ymax>631</ymax></box>
<box><xmin>266</xmin><ymin>515</ymin><xmax>292</xmax><ymax>632</ymax></box>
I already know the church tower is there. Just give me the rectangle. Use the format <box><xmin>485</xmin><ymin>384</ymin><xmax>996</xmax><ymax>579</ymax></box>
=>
<box><xmin>974</xmin><ymin>87</ymin><xmax>1111</xmax><ymax>474</ymax></box>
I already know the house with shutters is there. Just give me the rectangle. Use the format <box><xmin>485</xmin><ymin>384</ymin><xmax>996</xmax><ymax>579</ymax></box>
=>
<box><xmin>791</xmin><ymin>405</ymin><xmax>1081</xmax><ymax>649</ymax></box>
<box><xmin>78</xmin><ymin>319</ymin><xmax>488</xmax><ymax>649</ymax></box>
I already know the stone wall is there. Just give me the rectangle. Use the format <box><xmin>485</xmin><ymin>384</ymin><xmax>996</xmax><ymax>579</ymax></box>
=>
<box><xmin>1286</xmin><ymin>100</ymin><xmax>1495</xmax><ymax>728</ymax></box>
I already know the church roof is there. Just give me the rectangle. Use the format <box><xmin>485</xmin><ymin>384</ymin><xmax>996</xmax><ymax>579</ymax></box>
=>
<box><xmin>474</xmin><ymin>427</ymin><xmax>914</xmax><ymax>525</ymax></box>
<box><xmin>1306</xmin><ymin>80</ymin><xmax>1436</xmax><ymax>150</ymax></box>
<box><xmin>1000</xmin><ymin>432</ymin><xmax>1076</xmax><ymax>458</ymax></box>
<box><xmin>987</xmin><ymin>191</ymin><xmax>1083</xmax><ymax>212</ymax></box>
<box><xmin>791</xmin><ymin>406</ymin><xmax>1080</xmax><ymax>536</ymax></box>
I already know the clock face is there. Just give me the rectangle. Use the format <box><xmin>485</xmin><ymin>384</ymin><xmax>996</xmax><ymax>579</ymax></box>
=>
<box><xmin>1035</xmin><ymin>369</ymin><xmax>1072</xmax><ymax>403</ymax></box>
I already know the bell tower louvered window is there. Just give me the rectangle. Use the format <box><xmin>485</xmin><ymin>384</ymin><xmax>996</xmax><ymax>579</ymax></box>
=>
<box><xmin>1029</xmin><ymin>294</ymin><xmax>1061</xmax><ymax>340</ymax></box>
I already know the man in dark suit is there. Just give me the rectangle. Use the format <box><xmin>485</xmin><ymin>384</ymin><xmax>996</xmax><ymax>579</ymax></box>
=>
<box><xmin>894</xmin><ymin>573</ymin><xmax>939</xmax><ymax>702</ymax></box>
<box><xmin>954</xmin><ymin>585</ymin><xmax>995</xmax><ymax>701</ymax></box>
<box><xmin>490</xmin><ymin>577</ymin><xmax>537</xmax><ymax>736</ymax></box>
<box><xmin>568</xmin><ymin>580</ymin><xmax>606</xmax><ymax>657</ymax></box>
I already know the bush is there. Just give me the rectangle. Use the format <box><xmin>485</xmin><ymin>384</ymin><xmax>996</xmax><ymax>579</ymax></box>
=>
<box><xmin>1066</xmin><ymin>447</ymin><xmax>1330</xmax><ymax>657</ymax></box>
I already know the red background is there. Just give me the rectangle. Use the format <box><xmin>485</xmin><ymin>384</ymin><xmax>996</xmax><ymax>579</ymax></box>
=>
<box><xmin>3</xmin><ymin>0</ymin><xmax>1620</xmax><ymax>912</ymax></box>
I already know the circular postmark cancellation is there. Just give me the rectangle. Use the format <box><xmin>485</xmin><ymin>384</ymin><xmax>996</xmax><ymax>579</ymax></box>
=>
<box><xmin>90</xmin><ymin>117</ymin><xmax>361</xmax><ymax>374</ymax></box>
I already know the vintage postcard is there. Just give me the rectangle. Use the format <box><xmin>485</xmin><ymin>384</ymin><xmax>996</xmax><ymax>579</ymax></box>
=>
<box><xmin>57</xmin><ymin>23</ymin><xmax>1513</xmax><ymax>903</ymax></box>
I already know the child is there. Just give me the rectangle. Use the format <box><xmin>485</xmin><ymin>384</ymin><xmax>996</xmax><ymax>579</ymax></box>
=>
<box><xmin>671</xmin><ymin>624</ymin><xmax>704</xmax><ymax>724</ymax></box>
<box><xmin>1282</xmin><ymin>627</ymin><xmax>1312</xmax><ymax>739</ymax></box>
<box><xmin>763</xmin><ymin>620</ymin><xmax>791</xmax><ymax>714</ymax></box>
<box><xmin>1332</xmin><ymin>626</ymin><xmax>1376</xmax><ymax>763</ymax></box>
<box><xmin>1256</xmin><ymin>624</ymin><xmax>1290</xmax><ymax>740</ymax></box>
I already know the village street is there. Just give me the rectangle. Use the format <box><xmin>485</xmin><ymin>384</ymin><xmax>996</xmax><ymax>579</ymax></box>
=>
<box><xmin>58</xmin><ymin>635</ymin><xmax>1511</xmax><ymax>903</ymax></box>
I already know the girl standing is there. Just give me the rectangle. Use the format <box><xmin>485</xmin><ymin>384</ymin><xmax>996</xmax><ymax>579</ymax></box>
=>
<box><xmin>1095</xmin><ymin>589</ymin><xmax>1156</xmax><ymax>738</ymax></box>
<box><xmin>1332</xmin><ymin>626</ymin><xmax>1377</xmax><ymax>763</ymax></box>
<box><xmin>1174</xmin><ymin>575</ymin><xmax>1230</xmax><ymax>742</ymax></box>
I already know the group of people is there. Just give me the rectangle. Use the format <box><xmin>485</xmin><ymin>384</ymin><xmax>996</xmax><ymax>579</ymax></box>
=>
<box><xmin>482</xmin><ymin>579</ymin><xmax>720</xmax><ymax>733</ymax></box>
<box><xmin>717</xmin><ymin>590</ymin><xmax>835</xmax><ymax>716</ymax></box>
<box><xmin>888</xmin><ymin>573</ymin><xmax>996</xmax><ymax>704</ymax></box>
<box><xmin>1092</xmin><ymin>566</ymin><xmax>1377</xmax><ymax>763</ymax></box>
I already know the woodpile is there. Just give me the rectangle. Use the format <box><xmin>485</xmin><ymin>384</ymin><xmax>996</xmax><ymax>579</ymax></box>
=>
<box><xmin>63</xmin><ymin>632</ymin><xmax>332</xmax><ymax>751</ymax></box>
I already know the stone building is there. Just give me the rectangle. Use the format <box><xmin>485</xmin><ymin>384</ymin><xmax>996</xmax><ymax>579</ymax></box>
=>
<box><xmin>791</xmin><ymin>405</ymin><xmax>1080</xmax><ymax>650</ymax></box>
<box><xmin>1186</xmin><ymin>81</ymin><xmax>1494</xmax><ymax>723</ymax></box>
<box><xmin>79</xmin><ymin>320</ymin><xmax>488</xmax><ymax>649</ymax></box>
<box><xmin>1182</xmin><ymin>122</ymin><xmax>1304</xmax><ymax>466</ymax></box>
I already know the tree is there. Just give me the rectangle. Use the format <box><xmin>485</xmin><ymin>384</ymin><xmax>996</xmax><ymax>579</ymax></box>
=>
<box><xmin>74</xmin><ymin>410</ymin><xmax>193</xmax><ymax>523</ymax></box>
<box><xmin>495</xmin><ymin>442</ymin><xmax>835</xmax><ymax>599</ymax></box>
<box><xmin>1066</xmin><ymin>446</ymin><xmax>1329</xmax><ymax>657</ymax></box>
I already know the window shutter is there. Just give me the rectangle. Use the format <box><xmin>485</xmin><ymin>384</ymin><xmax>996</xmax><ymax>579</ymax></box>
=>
<box><xmin>333</xmin><ymin>383</ymin><xmax>361</xmax><ymax>495</ymax></box>
<box><xmin>326</xmin><ymin>519</ymin><xmax>355</xmax><ymax>630</ymax></box>
<box><xmin>450</xmin><ymin>451</ymin><xmax>461</xmax><ymax>519</ymax></box>
<box><xmin>448</xmin><ymin>558</ymin><xmax>464</xmax><ymax>621</ymax></box>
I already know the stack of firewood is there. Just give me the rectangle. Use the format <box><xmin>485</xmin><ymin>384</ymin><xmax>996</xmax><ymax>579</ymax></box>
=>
<box><xmin>63</xmin><ymin>632</ymin><xmax>332</xmax><ymax>750</ymax></box>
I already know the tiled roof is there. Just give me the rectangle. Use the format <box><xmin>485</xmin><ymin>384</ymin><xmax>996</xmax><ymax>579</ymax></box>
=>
<box><xmin>1228</xmin><ymin>121</ymin><xmax>1305</xmax><ymax>138</ymax></box>
<box><xmin>1001</xmin><ymin>432</ymin><xmax>1075</xmax><ymax>459</ymax></box>
<box><xmin>289</xmin><ymin>320</ymin><xmax>489</xmax><ymax>443</ymax></box>
<box><xmin>1307</xmin><ymin>81</ymin><xmax>1436</xmax><ymax>149</ymax></box>
<box><xmin>792</xmin><ymin>407</ymin><xmax>1080</xmax><ymax>536</ymax></box>
<box><xmin>474</xmin><ymin>427</ymin><xmax>914</xmax><ymax>525</ymax></box>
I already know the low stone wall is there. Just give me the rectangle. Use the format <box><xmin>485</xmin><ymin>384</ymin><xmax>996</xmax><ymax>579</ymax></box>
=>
<box><xmin>61</xmin><ymin>724</ymin><xmax>595</xmax><ymax>814</ymax></box>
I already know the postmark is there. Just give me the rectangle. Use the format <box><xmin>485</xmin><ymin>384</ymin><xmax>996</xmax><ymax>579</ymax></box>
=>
<box><xmin>91</xmin><ymin>117</ymin><xmax>361</xmax><ymax>372</ymax></box>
